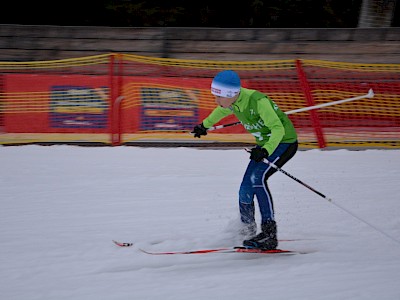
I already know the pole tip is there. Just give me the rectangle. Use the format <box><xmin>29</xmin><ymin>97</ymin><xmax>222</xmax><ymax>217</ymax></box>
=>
<box><xmin>367</xmin><ymin>89</ymin><xmax>374</xmax><ymax>98</ymax></box>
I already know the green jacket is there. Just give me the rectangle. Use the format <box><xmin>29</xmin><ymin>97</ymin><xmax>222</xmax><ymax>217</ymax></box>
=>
<box><xmin>203</xmin><ymin>88</ymin><xmax>297</xmax><ymax>154</ymax></box>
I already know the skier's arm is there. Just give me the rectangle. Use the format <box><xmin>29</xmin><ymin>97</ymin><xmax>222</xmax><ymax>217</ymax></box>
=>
<box><xmin>258</xmin><ymin>100</ymin><xmax>285</xmax><ymax>155</ymax></box>
<box><xmin>191</xmin><ymin>106</ymin><xmax>233</xmax><ymax>138</ymax></box>
<box><xmin>202</xmin><ymin>106</ymin><xmax>233</xmax><ymax>129</ymax></box>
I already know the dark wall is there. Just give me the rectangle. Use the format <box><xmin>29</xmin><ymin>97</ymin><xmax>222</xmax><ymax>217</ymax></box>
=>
<box><xmin>1</xmin><ymin>24</ymin><xmax>399</xmax><ymax>63</ymax></box>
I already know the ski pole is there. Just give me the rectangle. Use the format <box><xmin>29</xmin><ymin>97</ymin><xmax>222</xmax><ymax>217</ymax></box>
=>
<box><xmin>266</xmin><ymin>158</ymin><xmax>330</xmax><ymax>200</ymax></box>
<box><xmin>206</xmin><ymin>89</ymin><xmax>374</xmax><ymax>132</ymax></box>
<box><xmin>244</xmin><ymin>148</ymin><xmax>330</xmax><ymax>200</ymax></box>
<box><xmin>207</xmin><ymin>121</ymin><xmax>241</xmax><ymax>131</ymax></box>
<box><xmin>284</xmin><ymin>88</ymin><xmax>374</xmax><ymax>115</ymax></box>
<box><xmin>245</xmin><ymin>148</ymin><xmax>400</xmax><ymax>245</ymax></box>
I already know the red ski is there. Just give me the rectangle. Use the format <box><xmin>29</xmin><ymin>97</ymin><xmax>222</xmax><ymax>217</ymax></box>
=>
<box><xmin>112</xmin><ymin>239</ymin><xmax>308</xmax><ymax>248</ymax></box>
<box><xmin>138</xmin><ymin>246</ymin><xmax>303</xmax><ymax>255</ymax></box>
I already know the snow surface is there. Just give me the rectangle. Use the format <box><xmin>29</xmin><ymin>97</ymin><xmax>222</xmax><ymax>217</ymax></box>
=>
<box><xmin>1</xmin><ymin>145</ymin><xmax>400</xmax><ymax>300</ymax></box>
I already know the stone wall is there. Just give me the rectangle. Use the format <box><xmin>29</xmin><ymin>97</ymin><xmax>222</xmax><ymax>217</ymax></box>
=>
<box><xmin>1</xmin><ymin>24</ymin><xmax>399</xmax><ymax>63</ymax></box>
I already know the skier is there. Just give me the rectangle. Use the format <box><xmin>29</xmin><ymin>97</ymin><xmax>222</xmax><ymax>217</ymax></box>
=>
<box><xmin>191</xmin><ymin>70</ymin><xmax>298</xmax><ymax>250</ymax></box>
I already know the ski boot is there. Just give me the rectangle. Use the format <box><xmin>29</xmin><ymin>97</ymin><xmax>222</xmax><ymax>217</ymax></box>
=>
<box><xmin>243</xmin><ymin>220</ymin><xmax>278</xmax><ymax>250</ymax></box>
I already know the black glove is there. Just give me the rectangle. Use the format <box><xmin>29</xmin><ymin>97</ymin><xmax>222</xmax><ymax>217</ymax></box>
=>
<box><xmin>250</xmin><ymin>147</ymin><xmax>269</xmax><ymax>162</ymax></box>
<box><xmin>191</xmin><ymin>123</ymin><xmax>208</xmax><ymax>138</ymax></box>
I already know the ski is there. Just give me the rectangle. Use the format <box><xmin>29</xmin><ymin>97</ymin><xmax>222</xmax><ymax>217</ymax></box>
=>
<box><xmin>113</xmin><ymin>240</ymin><xmax>134</xmax><ymax>247</ymax></box>
<box><xmin>138</xmin><ymin>246</ymin><xmax>302</xmax><ymax>255</ymax></box>
<box><xmin>112</xmin><ymin>238</ymin><xmax>308</xmax><ymax>248</ymax></box>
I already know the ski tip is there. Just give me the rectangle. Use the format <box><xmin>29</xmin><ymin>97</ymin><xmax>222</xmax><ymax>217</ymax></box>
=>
<box><xmin>113</xmin><ymin>240</ymin><xmax>134</xmax><ymax>247</ymax></box>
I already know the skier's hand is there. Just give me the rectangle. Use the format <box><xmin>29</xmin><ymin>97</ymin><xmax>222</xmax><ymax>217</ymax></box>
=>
<box><xmin>191</xmin><ymin>123</ymin><xmax>208</xmax><ymax>138</ymax></box>
<box><xmin>249</xmin><ymin>147</ymin><xmax>269</xmax><ymax>162</ymax></box>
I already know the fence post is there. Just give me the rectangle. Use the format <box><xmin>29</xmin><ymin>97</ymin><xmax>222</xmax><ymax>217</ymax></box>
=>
<box><xmin>295</xmin><ymin>59</ymin><xmax>326</xmax><ymax>148</ymax></box>
<box><xmin>110</xmin><ymin>53</ymin><xmax>123</xmax><ymax>146</ymax></box>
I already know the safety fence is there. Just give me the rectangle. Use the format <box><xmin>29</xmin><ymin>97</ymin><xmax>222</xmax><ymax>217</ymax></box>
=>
<box><xmin>1</xmin><ymin>53</ymin><xmax>399</xmax><ymax>148</ymax></box>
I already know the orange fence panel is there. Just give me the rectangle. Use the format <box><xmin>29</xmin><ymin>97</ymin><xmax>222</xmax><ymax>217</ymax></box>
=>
<box><xmin>1</xmin><ymin>54</ymin><xmax>399</xmax><ymax>148</ymax></box>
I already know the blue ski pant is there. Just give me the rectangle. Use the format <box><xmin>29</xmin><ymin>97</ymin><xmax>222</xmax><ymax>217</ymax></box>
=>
<box><xmin>239</xmin><ymin>141</ymin><xmax>298</xmax><ymax>225</ymax></box>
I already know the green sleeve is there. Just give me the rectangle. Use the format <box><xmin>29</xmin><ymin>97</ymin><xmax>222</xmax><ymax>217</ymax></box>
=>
<box><xmin>258</xmin><ymin>100</ymin><xmax>285</xmax><ymax>154</ymax></box>
<box><xmin>202</xmin><ymin>106</ymin><xmax>233</xmax><ymax>129</ymax></box>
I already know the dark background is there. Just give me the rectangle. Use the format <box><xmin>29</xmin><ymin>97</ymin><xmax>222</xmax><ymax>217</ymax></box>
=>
<box><xmin>3</xmin><ymin>0</ymin><xmax>398</xmax><ymax>28</ymax></box>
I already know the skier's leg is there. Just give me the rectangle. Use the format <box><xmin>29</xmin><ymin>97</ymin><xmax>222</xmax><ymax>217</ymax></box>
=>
<box><xmin>238</xmin><ymin>160</ymin><xmax>257</xmax><ymax>233</ymax></box>
<box><xmin>243</xmin><ymin>142</ymin><xmax>298</xmax><ymax>249</ymax></box>
<box><xmin>256</xmin><ymin>142</ymin><xmax>299</xmax><ymax>223</ymax></box>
